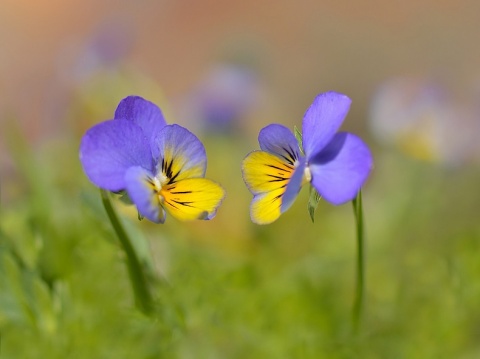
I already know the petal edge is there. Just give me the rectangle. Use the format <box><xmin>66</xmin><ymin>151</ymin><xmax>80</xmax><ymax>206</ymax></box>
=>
<box><xmin>309</xmin><ymin>132</ymin><xmax>373</xmax><ymax>205</ymax></box>
<box><xmin>79</xmin><ymin>119</ymin><xmax>152</xmax><ymax>191</ymax></box>
<box><xmin>302</xmin><ymin>92</ymin><xmax>352</xmax><ymax>159</ymax></box>
<box><xmin>152</xmin><ymin>124</ymin><xmax>207</xmax><ymax>182</ymax></box>
<box><xmin>125</xmin><ymin>166</ymin><xmax>166</xmax><ymax>223</ymax></box>
<box><xmin>258</xmin><ymin>124</ymin><xmax>301</xmax><ymax>164</ymax></box>
<box><xmin>114</xmin><ymin>96</ymin><xmax>167</xmax><ymax>144</ymax></box>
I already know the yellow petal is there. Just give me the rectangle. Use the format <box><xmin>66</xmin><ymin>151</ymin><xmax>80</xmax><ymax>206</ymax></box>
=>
<box><xmin>250</xmin><ymin>188</ymin><xmax>284</xmax><ymax>225</ymax></box>
<box><xmin>162</xmin><ymin>148</ymin><xmax>205</xmax><ymax>184</ymax></box>
<box><xmin>242</xmin><ymin>151</ymin><xmax>295</xmax><ymax>194</ymax></box>
<box><xmin>160</xmin><ymin>178</ymin><xmax>226</xmax><ymax>221</ymax></box>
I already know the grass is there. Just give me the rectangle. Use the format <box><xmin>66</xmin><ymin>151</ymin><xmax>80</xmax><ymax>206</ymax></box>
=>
<box><xmin>1</xmin><ymin>121</ymin><xmax>480</xmax><ymax>358</ymax></box>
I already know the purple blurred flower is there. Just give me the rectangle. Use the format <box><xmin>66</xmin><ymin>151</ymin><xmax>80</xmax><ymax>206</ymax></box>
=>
<box><xmin>178</xmin><ymin>64</ymin><xmax>261</xmax><ymax>133</ymax></box>
<box><xmin>242</xmin><ymin>91</ymin><xmax>373</xmax><ymax>224</ymax></box>
<box><xmin>370</xmin><ymin>77</ymin><xmax>479</xmax><ymax>167</ymax></box>
<box><xmin>80</xmin><ymin>96</ymin><xmax>225</xmax><ymax>223</ymax></box>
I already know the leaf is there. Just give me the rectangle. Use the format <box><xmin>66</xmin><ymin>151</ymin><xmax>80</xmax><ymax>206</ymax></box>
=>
<box><xmin>294</xmin><ymin>126</ymin><xmax>304</xmax><ymax>155</ymax></box>
<box><xmin>307</xmin><ymin>186</ymin><xmax>322</xmax><ymax>222</ymax></box>
<box><xmin>117</xmin><ymin>190</ymin><xmax>134</xmax><ymax>205</ymax></box>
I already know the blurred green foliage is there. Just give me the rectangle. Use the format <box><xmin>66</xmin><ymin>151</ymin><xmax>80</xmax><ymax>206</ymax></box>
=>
<box><xmin>1</xmin><ymin>117</ymin><xmax>480</xmax><ymax>359</ymax></box>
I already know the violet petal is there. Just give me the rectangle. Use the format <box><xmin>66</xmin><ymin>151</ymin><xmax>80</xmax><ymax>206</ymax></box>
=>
<box><xmin>79</xmin><ymin>119</ymin><xmax>152</xmax><ymax>191</ymax></box>
<box><xmin>280</xmin><ymin>158</ymin><xmax>306</xmax><ymax>212</ymax></box>
<box><xmin>302</xmin><ymin>92</ymin><xmax>351</xmax><ymax>159</ymax></box>
<box><xmin>258</xmin><ymin>124</ymin><xmax>302</xmax><ymax>164</ymax></box>
<box><xmin>124</xmin><ymin>166</ymin><xmax>166</xmax><ymax>223</ymax></box>
<box><xmin>114</xmin><ymin>96</ymin><xmax>167</xmax><ymax>144</ymax></box>
<box><xmin>308</xmin><ymin>132</ymin><xmax>373</xmax><ymax>205</ymax></box>
<box><xmin>152</xmin><ymin>124</ymin><xmax>207</xmax><ymax>182</ymax></box>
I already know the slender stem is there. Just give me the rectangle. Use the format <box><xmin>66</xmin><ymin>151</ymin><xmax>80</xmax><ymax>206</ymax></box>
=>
<box><xmin>352</xmin><ymin>190</ymin><xmax>365</xmax><ymax>333</ymax></box>
<box><xmin>100</xmin><ymin>189</ymin><xmax>154</xmax><ymax>315</ymax></box>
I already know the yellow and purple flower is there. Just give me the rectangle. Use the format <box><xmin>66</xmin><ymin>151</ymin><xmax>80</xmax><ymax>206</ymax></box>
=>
<box><xmin>80</xmin><ymin>96</ymin><xmax>225</xmax><ymax>223</ymax></box>
<box><xmin>242</xmin><ymin>91</ymin><xmax>373</xmax><ymax>224</ymax></box>
<box><xmin>369</xmin><ymin>77</ymin><xmax>480</xmax><ymax>167</ymax></box>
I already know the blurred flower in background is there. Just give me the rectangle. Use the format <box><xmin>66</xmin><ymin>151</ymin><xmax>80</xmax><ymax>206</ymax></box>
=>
<box><xmin>369</xmin><ymin>77</ymin><xmax>480</xmax><ymax>168</ymax></box>
<box><xmin>68</xmin><ymin>21</ymin><xmax>134</xmax><ymax>81</ymax></box>
<box><xmin>175</xmin><ymin>63</ymin><xmax>263</xmax><ymax>134</ymax></box>
<box><xmin>59</xmin><ymin>20</ymin><xmax>170</xmax><ymax>135</ymax></box>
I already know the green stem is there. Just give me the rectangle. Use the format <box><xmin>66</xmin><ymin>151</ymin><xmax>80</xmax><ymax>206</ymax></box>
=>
<box><xmin>352</xmin><ymin>190</ymin><xmax>365</xmax><ymax>333</ymax></box>
<box><xmin>100</xmin><ymin>189</ymin><xmax>154</xmax><ymax>315</ymax></box>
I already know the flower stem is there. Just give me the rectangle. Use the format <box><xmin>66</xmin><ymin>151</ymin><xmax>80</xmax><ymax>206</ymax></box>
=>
<box><xmin>352</xmin><ymin>190</ymin><xmax>365</xmax><ymax>333</ymax></box>
<box><xmin>100</xmin><ymin>189</ymin><xmax>154</xmax><ymax>315</ymax></box>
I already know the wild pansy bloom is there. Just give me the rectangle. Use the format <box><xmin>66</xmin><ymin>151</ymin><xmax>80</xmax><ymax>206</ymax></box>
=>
<box><xmin>80</xmin><ymin>96</ymin><xmax>225</xmax><ymax>223</ymax></box>
<box><xmin>242</xmin><ymin>91</ymin><xmax>373</xmax><ymax>224</ymax></box>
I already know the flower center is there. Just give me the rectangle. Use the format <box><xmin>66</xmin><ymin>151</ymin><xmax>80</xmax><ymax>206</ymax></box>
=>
<box><xmin>151</xmin><ymin>173</ymin><xmax>169</xmax><ymax>203</ymax></box>
<box><xmin>302</xmin><ymin>166</ymin><xmax>312</xmax><ymax>185</ymax></box>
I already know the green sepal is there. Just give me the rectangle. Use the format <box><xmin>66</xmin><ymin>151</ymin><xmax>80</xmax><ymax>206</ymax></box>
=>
<box><xmin>294</xmin><ymin>126</ymin><xmax>304</xmax><ymax>155</ymax></box>
<box><xmin>307</xmin><ymin>186</ymin><xmax>322</xmax><ymax>222</ymax></box>
<box><xmin>117</xmin><ymin>190</ymin><xmax>134</xmax><ymax>205</ymax></box>
<box><xmin>116</xmin><ymin>191</ymin><xmax>143</xmax><ymax>221</ymax></box>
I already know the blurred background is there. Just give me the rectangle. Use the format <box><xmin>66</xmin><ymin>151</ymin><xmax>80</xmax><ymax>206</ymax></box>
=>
<box><xmin>1</xmin><ymin>1</ymin><xmax>479</xmax><ymax>358</ymax></box>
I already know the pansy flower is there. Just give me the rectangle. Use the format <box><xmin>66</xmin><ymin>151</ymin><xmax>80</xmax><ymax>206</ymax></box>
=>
<box><xmin>242</xmin><ymin>91</ymin><xmax>373</xmax><ymax>224</ymax></box>
<box><xmin>80</xmin><ymin>96</ymin><xmax>225</xmax><ymax>223</ymax></box>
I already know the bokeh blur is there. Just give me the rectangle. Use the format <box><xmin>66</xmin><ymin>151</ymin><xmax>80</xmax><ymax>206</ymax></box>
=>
<box><xmin>1</xmin><ymin>1</ymin><xmax>480</xmax><ymax>358</ymax></box>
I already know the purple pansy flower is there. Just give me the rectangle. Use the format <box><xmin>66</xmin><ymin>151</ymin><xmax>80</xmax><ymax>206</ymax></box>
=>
<box><xmin>80</xmin><ymin>96</ymin><xmax>226</xmax><ymax>223</ymax></box>
<box><xmin>242</xmin><ymin>91</ymin><xmax>373</xmax><ymax>224</ymax></box>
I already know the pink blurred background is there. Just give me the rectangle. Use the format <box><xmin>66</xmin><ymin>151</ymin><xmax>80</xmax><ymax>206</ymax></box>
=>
<box><xmin>1</xmin><ymin>0</ymin><xmax>479</xmax><ymax>153</ymax></box>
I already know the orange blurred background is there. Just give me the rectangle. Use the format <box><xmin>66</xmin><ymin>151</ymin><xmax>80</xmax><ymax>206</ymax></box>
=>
<box><xmin>1</xmin><ymin>0</ymin><xmax>479</xmax><ymax>143</ymax></box>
